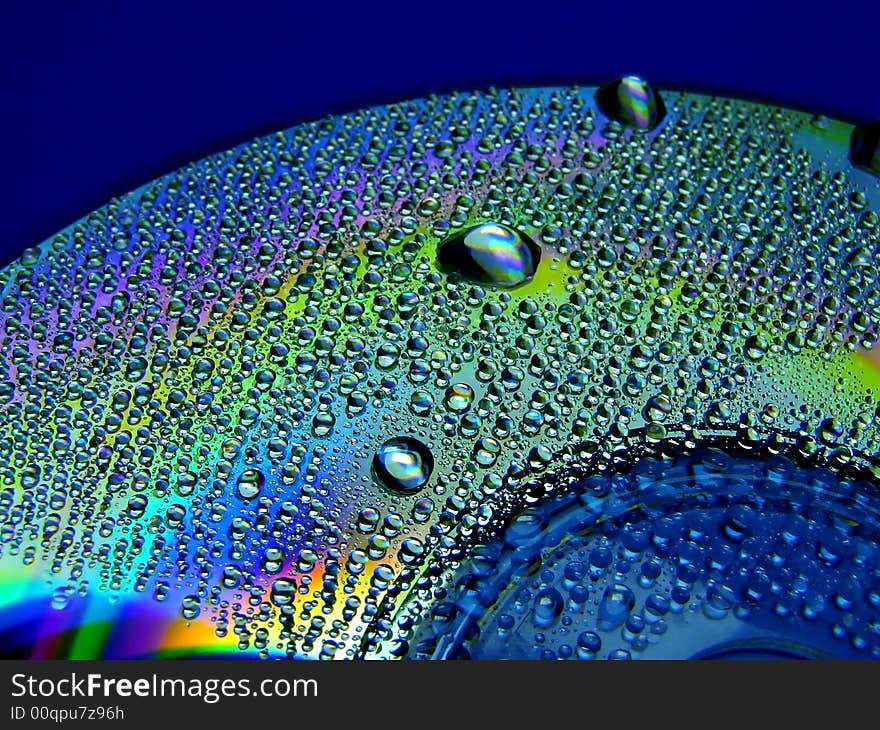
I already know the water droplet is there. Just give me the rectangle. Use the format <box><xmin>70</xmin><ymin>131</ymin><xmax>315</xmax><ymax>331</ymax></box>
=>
<box><xmin>270</xmin><ymin>578</ymin><xmax>297</xmax><ymax>606</ymax></box>
<box><xmin>533</xmin><ymin>587</ymin><xmax>564</xmax><ymax>628</ymax></box>
<box><xmin>595</xmin><ymin>75</ymin><xmax>666</xmax><ymax>131</ymax></box>
<box><xmin>51</xmin><ymin>586</ymin><xmax>74</xmax><ymax>611</ymax></box>
<box><xmin>357</xmin><ymin>507</ymin><xmax>380</xmax><ymax>533</ymax></box>
<box><xmin>312</xmin><ymin>411</ymin><xmax>336</xmax><ymax>436</ymax></box>
<box><xmin>850</xmin><ymin>120</ymin><xmax>880</xmax><ymax>175</ymax></box>
<box><xmin>412</xmin><ymin>497</ymin><xmax>434</xmax><ymax>523</ymax></box>
<box><xmin>444</xmin><ymin>382</ymin><xmax>475</xmax><ymax>412</ymax></box>
<box><xmin>372</xmin><ymin>437</ymin><xmax>434</xmax><ymax>494</ymax></box>
<box><xmin>236</xmin><ymin>468</ymin><xmax>264</xmax><ymax>500</ymax></box>
<box><xmin>597</xmin><ymin>583</ymin><xmax>636</xmax><ymax>631</ymax></box>
<box><xmin>409</xmin><ymin>390</ymin><xmax>434</xmax><ymax>415</ymax></box>
<box><xmin>436</xmin><ymin>222</ymin><xmax>540</xmax><ymax>287</ymax></box>
<box><xmin>181</xmin><ymin>595</ymin><xmax>201</xmax><ymax>621</ymax></box>
<box><xmin>577</xmin><ymin>631</ymin><xmax>602</xmax><ymax>659</ymax></box>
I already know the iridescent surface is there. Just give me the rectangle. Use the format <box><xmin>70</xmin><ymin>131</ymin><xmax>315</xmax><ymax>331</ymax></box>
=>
<box><xmin>1</xmin><ymin>83</ymin><xmax>880</xmax><ymax>660</ymax></box>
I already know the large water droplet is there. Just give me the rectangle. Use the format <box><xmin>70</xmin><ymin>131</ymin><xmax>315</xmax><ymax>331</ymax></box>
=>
<box><xmin>444</xmin><ymin>382</ymin><xmax>475</xmax><ymax>412</ymax></box>
<box><xmin>851</xmin><ymin>120</ymin><xmax>880</xmax><ymax>175</ymax></box>
<box><xmin>437</xmin><ymin>222</ymin><xmax>540</xmax><ymax>287</ymax></box>
<box><xmin>533</xmin><ymin>587</ymin><xmax>564</xmax><ymax>628</ymax></box>
<box><xmin>372</xmin><ymin>437</ymin><xmax>434</xmax><ymax>494</ymax></box>
<box><xmin>595</xmin><ymin>75</ymin><xmax>666</xmax><ymax>131</ymax></box>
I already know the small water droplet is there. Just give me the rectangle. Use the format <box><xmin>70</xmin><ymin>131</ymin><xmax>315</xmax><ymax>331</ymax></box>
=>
<box><xmin>236</xmin><ymin>468</ymin><xmax>264</xmax><ymax>500</ymax></box>
<box><xmin>533</xmin><ymin>587</ymin><xmax>564</xmax><ymax>628</ymax></box>
<box><xmin>597</xmin><ymin>583</ymin><xmax>636</xmax><ymax>631</ymax></box>
<box><xmin>270</xmin><ymin>578</ymin><xmax>297</xmax><ymax>606</ymax></box>
<box><xmin>444</xmin><ymin>382</ymin><xmax>475</xmax><ymax>412</ymax></box>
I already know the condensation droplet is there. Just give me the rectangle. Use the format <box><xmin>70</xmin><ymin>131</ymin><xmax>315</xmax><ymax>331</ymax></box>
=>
<box><xmin>595</xmin><ymin>75</ymin><xmax>666</xmax><ymax>131</ymax></box>
<box><xmin>372</xmin><ymin>437</ymin><xmax>435</xmax><ymax>494</ymax></box>
<box><xmin>437</xmin><ymin>222</ymin><xmax>540</xmax><ymax>287</ymax></box>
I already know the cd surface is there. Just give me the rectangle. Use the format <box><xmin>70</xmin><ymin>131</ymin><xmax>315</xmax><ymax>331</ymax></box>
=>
<box><xmin>2</xmin><ymin>82</ymin><xmax>880</xmax><ymax>659</ymax></box>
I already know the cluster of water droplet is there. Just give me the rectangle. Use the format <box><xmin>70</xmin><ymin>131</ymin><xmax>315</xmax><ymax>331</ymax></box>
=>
<box><xmin>0</xmin><ymin>79</ymin><xmax>879</xmax><ymax>659</ymax></box>
<box><xmin>402</xmin><ymin>448</ymin><xmax>880</xmax><ymax>659</ymax></box>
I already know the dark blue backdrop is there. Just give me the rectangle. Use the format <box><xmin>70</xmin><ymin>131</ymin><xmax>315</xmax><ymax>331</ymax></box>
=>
<box><xmin>1</xmin><ymin>1</ymin><xmax>877</xmax><ymax>266</ymax></box>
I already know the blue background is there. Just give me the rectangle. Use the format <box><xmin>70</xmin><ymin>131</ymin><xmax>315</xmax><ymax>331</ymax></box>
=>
<box><xmin>1</xmin><ymin>0</ymin><xmax>877</xmax><ymax>267</ymax></box>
